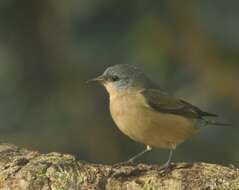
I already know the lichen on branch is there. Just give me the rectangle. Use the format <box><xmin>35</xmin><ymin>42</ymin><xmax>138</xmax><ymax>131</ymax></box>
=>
<box><xmin>0</xmin><ymin>143</ymin><xmax>238</xmax><ymax>190</ymax></box>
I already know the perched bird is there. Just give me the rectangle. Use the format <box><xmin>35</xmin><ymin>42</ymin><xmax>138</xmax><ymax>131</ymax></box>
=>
<box><xmin>89</xmin><ymin>64</ymin><xmax>227</xmax><ymax>169</ymax></box>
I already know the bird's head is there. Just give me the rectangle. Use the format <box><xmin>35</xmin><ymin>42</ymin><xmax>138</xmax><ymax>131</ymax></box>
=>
<box><xmin>89</xmin><ymin>64</ymin><xmax>157</xmax><ymax>93</ymax></box>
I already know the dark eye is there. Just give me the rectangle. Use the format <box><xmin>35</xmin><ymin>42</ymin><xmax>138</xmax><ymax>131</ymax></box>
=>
<box><xmin>110</xmin><ymin>75</ymin><xmax>120</xmax><ymax>82</ymax></box>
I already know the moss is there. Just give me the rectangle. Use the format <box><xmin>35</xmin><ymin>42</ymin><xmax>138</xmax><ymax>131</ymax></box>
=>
<box><xmin>0</xmin><ymin>143</ymin><xmax>238</xmax><ymax>190</ymax></box>
<box><xmin>141</xmin><ymin>179</ymin><xmax>161</xmax><ymax>190</ymax></box>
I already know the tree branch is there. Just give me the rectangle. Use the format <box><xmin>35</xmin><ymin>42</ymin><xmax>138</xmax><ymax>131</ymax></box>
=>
<box><xmin>0</xmin><ymin>143</ymin><xmax>238</xmax><ymax>190</ymax></box>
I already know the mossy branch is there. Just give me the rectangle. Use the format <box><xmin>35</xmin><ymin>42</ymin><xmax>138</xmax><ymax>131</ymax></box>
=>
<box><xmin>0</xmin><ymin>143</ymin><xmax>238</xmax><ymax>190</ymax></box>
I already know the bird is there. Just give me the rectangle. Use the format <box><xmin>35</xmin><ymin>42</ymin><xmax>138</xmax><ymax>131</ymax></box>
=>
<box><xmin>89</xmin><ymin>64</ymin><xmax>228</xmax><ymax>169</ymax></box>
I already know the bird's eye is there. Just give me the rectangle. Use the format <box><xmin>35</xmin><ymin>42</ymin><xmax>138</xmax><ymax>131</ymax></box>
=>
<box><xmin>110</xmin><ymin>75</ymin><xmax>120</xmax><ymax>82</ymax></box>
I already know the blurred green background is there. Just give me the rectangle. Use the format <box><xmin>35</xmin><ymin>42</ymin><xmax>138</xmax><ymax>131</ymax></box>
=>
<box><xmin>0</xmin><ymin>0</ymin><xmax>238</xmax><ymax>166</ymax></box>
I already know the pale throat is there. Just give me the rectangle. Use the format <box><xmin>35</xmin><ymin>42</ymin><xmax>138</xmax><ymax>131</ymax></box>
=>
<box><xmin>104</xmin><ymin>83</ymin><xmax>123</xmax><ymax>100</ymax></box>
<box><xmin>104</xmin><ymin>82</ymin><xmax>141</xmax><ymax>100</ymax></box>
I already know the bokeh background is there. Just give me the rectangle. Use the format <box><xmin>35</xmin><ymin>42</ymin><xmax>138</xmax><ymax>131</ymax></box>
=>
<box><xmin>0</xmin><ymin>0</ymin><xmax>238</xmax><ymax>166</ymax></box>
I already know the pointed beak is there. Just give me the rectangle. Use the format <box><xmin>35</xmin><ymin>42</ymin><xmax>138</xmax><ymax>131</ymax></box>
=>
<box><xmin>86</xmin><ymin>75</ymin><xmax>106</xmax><ymax>84</ymax></box>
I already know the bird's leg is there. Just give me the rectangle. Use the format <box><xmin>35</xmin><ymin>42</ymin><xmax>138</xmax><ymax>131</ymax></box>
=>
<box><xmin>127</xmin><ymin>145</ymin><xmax>152</xmax><ymax>163</ymax></box>
<box><xmin>160</xmin><ymin>149</ymin><xmax>173</xmax><ymax>170</ymax></box>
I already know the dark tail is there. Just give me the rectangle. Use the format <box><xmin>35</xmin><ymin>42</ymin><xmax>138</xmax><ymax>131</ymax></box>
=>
<box><xmin>204</xmin><ymin>119</ymin><xmax>232</xmax><ymax>127</ymax></box>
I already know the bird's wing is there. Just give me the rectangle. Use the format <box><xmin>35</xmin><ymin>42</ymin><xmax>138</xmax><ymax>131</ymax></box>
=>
<box><xmin>140</xmin><ymin>89</ymin><xmax>218</xmax><ymax>119</ymax></box>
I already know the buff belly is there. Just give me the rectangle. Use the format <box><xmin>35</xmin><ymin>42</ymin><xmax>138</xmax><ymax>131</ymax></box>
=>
<box><xmin>109</xmin><ymin>91</ymin><xmax>198</xmax><ymax>149</ymax></box>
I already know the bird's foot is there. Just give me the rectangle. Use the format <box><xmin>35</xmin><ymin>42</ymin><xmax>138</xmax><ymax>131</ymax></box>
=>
<box><xmin>111</xmin><ymin>162</ymin><xmax>153</xmax><ymax>178</ymax></box>
<box><xmin>113</xmin><ymin>159</ymin><xmax>143</xmax><ymax>167</ymax></box>
<box><xmin>175</xmin><ymin>162</ymin><xmax>194</xmax><ymax>169</ymax></box>
<box><xmin>159</xmin><ymin>162</ymin><xmax>175</xmax><ymax>173</ymax></box>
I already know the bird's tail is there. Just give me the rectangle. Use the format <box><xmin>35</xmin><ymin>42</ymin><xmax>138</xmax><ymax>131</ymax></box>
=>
<box><xmin>203</xmin><ymin>119</ymin><xmax>231</xmax><ymax>127</ymax></box>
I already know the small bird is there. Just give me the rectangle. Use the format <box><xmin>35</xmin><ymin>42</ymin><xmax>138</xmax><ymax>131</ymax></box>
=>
<box><xmin>90</xmin><ymin>64</ymin><xmax>227</xmax><ymax>169</ymax></box>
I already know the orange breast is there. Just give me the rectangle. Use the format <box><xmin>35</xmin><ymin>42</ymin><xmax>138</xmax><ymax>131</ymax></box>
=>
<box><xmin>108</xmin><ymin>87</ymin><xmax>198</xmax><ymax>149</ymax></box>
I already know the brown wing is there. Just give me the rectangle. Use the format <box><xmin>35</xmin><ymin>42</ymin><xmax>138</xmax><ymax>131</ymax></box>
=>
<box><xmin>141</xmin><ymin>89</ymin><xmax>218</xmax><ymax>119</ymax></box>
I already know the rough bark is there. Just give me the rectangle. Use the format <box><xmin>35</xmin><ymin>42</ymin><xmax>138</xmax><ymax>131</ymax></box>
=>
<box><xmin>0</xmin><ymin>143</ymin><xmax>238</xmax><ymax>190</ymax></box>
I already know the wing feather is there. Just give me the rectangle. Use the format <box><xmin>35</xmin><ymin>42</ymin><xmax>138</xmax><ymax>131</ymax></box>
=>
<box><xmin>140</xmin><ymin>89</ymin><xmax>218</xmax><ymax>119</ymax></box>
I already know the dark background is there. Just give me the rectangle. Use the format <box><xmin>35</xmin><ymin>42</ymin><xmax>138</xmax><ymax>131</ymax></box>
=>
<box><xmin>0</xmin><ymin>0</ymin><xmax>238</xmax><ymax>166</ymax></box>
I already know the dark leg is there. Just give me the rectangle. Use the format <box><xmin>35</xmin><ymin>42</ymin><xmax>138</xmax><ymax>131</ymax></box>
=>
<box><xmin>128</xmin><ymin>145</ymin><xmax>152</xmax><ymax>163</ymax></box>
<box><xmin>160</xmin><ymin>149</ymin><xmax>173</xmax><ymax>170</ymax></box>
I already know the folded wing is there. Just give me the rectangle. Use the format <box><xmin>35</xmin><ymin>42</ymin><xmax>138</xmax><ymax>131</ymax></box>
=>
<box><xmin>141</xmin><ymin>89</ymin><xmax>218</xmax><ymax>119</ymax></box>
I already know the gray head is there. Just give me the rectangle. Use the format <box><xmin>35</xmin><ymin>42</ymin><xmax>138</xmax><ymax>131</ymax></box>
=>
<box><xmin>91</xmin><ymin>64</ymin><xmax>157</xmax><ymax>91</ymax></box>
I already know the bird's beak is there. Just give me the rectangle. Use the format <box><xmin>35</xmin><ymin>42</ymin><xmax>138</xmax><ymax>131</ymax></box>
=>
<box><xmin>86</xmin><ymin>75</ymin><xmax>106</xmax><ymax>84</ymax></box>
